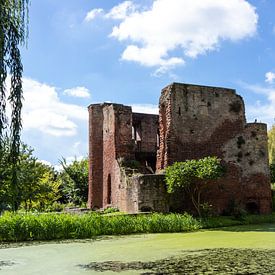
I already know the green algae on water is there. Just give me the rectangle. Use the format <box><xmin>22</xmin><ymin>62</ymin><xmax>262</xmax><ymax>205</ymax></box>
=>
<box><xmin>79</xmin><ymin>248</ymin><xmax>275</xmax><ymax>274</ymax></box>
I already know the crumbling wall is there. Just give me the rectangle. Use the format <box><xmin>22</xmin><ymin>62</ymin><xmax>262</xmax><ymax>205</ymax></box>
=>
<box><xmin>132</xmin><ymin>113</ymin><xmax>159</xmax><ymax>153</ymax></box>
<box><xmin>119</xmin><ymin>174</ymin><xmax>168</xmax><ymax>213</ymax></box>
<box><xmin>87</xmin><ymin>104</ymin><xmax>104</xmax><ymax>209</ymax></box>
<box><xmin>102</xmin><ymin>104</ymin><xmax>134</xmax><ymax>208</ymax></box>
<box><xmin>156</xmin><ymin>83</ymin><xmax>272</xmax><ymax>214</ymax></box>
<box><xmin>88</xmin><ymin>103</ymin><xmax>160</xmax><ymax>211</ymax></box>
<box><xmin>88</xmin><ymin>82</ymin><xmax>272</xmax><ymax>214</ymax></box>
<box><xmin>157</xmin><ymin>83</ymin><xmax>245</xmax><ymax>169</ymax></box>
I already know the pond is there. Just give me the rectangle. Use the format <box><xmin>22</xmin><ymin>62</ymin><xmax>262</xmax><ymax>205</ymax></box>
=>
<box><xmin>1</xmin><ymin>223</ymin><xmax>275</xmax><ymax>274</ymax></box>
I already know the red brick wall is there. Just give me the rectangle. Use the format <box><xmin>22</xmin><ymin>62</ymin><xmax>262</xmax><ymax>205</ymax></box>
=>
<box><xmin>87</xmin><ymin>104</ymin><xmax>104</xmax><ymax>209</ymax></box>
<box><xmin>132</xmin><ymin>113</ymin><xmax>159</xmax><ymax>153</ymax></box>
<box><xmin>102</xmin><ymin>104</ymin><xmax>134</xmax><ymax>208</ymax></box>
<box><xmin>156</xmin><ymin>83</ymin><xmax>272</xmax><ymax>214</ymax></box>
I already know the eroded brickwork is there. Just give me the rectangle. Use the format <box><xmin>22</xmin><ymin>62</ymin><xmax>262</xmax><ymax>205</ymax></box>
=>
<box><xmin>156</xmin><ymin>83</ymin><xmax>271</xmax><ymax>214</ymax></box>
<box><xmin>87</xmin><ymin>103</ymin><xmax>159</xmax><ymax>210</ymax></box>
<box><xmin>88</xmin><ymin>83</ymin><xmax>272</xmax><ymax>214</ymax></box>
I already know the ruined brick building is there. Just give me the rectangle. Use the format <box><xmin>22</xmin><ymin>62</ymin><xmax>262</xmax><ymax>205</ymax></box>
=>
<box><xmin>88</xmin><ymin>83</ymin><xmax>272</xmax><ymax>214</ymax></box>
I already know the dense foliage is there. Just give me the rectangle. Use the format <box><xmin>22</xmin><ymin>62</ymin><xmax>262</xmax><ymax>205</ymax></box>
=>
<box><xmin>0</xmin><ymin>140</ymin><xmax>61</xmax><ymax>211</ymax></box>
<box><xmin>268</xmin><ymin>125</ymin><xmax>275</xmax><ymax>165</ymax></box>
<box><xmin>165</xmin><ymin>156</ymin><xmax>224</xmax><ymax>216</ymax></box>
<box><xmin>58</xmin><ymin>157</ymin><xmax>88</xmax><ymax>206</ymax></box>
<box><xmin>0</xmin><ymin>139</ymin><xmax>89</xmax><ymax>211</ymax></box>
<box><xmin>0</xmin><ymin>0</ymin><xmax>30</xmax><ymax>210</ymax></box>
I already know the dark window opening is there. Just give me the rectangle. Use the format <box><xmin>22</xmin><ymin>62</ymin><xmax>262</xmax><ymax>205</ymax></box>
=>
<box><xmin>140</xmin><ymin>206</ymin><xmax>152</xmax><ymax>212</ymax></box>
<box><xmin>246</xmin><ymin>201</ymin><xmax>259</xmax><ymax>214</ymax></box>
<box><xmin>178</xmin><ymin>107</ymin><xmax>181</xmax><ymax>115</ymax></box>
<box><xmin>135</xmin><ymin>152</ymin><xmax>157</xmax><ymax>173</ymax></box>
<box><xmin>107</xmin><ymin>174</ymin><xmax>112</xmax><ymax>205</ymax></box>
<box><xmin>157</xmin><ymin>128</ymin><xmax>160</xmax><ymax>148</ymax></box>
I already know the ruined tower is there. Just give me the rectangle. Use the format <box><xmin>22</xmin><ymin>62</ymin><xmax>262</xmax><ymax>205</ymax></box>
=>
<box><xmin>88</xmin><ymin>83</ymin><xmax>272</xmax><ymax>214</ymax></box>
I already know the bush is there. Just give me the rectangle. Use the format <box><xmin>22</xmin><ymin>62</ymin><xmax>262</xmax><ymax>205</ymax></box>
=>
<box><xmin>102</xmin><ymin>207</ymin><xmax>120</xmax><ymax>214</ymax></box>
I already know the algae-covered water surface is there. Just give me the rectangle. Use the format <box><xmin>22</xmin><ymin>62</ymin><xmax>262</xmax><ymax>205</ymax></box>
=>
<box><xmin>0</xmin><ymin>223</ymin><xmax>275</xmax><ymax>274</ymax></box>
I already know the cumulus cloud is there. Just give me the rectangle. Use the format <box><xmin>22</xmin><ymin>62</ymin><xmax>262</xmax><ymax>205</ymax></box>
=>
<box><xmin>105</xmin><ymin>1</ymin><xmax>136</xmax><ymax>20</ymax></box>
<box><xmin>84</xmin><ymin>8</ymin><xmax>103</xmax><ymax>22</ymax></box>
<box><xmin>22</xmin><ymin>77</ymin><xmax>87</xmax><ymax>137</ymax></box>
<box><xmin>131</xmin><ymin>104</ymin><xmax>159</xmax><ymax>114</ymax></box>
<box><xmin>241</xmin><ymin>83</ymin><xmax>275</xmax><ymax>127</ymax></box>
<box><xmin>63</xmin><ymin>86</ymin><xmax>90</xmax><ymax>98</ymax></box>
<box><xmin>88</xmin><ymin>0</ymin><xmax>257</xmax><ymax>73</ymax></box>
<box><xmin>38</xmin><ymin>159</ymin><xmax>53</xmax><ymax>166</ymax></box>
<box><xmin>265</xmin><ymin>71</ymin><xmax>275</xmax><ymax>84</ymax></box>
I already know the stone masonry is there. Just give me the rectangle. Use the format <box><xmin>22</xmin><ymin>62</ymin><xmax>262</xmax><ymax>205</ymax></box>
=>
<box><xmin>88</xmin><ymin>83</ymin><xmax>272</xmax><ymax>214</ymax></box>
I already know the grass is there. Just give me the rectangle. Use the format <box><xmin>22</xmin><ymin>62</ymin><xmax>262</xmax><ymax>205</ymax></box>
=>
<box><xmin>0</xmin><ymin>211</ymin><xmax>275</xmax><ymax>242</ymax></box>
<box><xmin>0</xmin><ymin>212</ymin><xmax>201</xmax><ymax>242</ymax></box>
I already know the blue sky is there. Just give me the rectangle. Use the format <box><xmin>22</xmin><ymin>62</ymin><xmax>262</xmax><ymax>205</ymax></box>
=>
<box><xmin>19</xmin><ymin>0</ymin><xmax>275</xmax><ymax>166</ymax></box>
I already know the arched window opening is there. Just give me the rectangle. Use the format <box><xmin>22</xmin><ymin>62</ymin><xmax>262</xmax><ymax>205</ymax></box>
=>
<box><xmin>107</xmin><ymin>174</ymin><xmax>112</xmax><ymax>205</ymax></box>
<box><xmin>246</xmin><ymin>201</ymin><xmax>259</xmax><ymax>214</ymax></box>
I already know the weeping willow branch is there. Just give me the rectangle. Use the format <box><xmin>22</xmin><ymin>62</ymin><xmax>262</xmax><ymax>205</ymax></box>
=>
<box><xmin>0</xmin><ymin>0</ymin><xmax>29</xmax><ymax>210</ymax></box>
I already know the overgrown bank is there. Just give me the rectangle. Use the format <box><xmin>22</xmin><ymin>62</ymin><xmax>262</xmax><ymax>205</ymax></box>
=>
<box><xmin>1</xmin><ymin>212</ymin><xmax>275</xmax><ymax>242</ymax></box>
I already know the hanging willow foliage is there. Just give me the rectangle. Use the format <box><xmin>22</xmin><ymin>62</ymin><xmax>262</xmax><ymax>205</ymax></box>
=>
<box><xmin>0</xmin><ymin>0</ymin><xmax>29</xmax><ymax>210</ymax></box>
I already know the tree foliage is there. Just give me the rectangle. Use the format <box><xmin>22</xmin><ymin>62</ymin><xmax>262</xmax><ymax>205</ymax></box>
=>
<box><xmin>0</xmin><ymin>139</ymin><xmax>61</xmax><ymax>211</ymax></box>
<box><xmin>268</xmin><ymin>124</ymin><xmax>275</xmax><ymax>165</ymax></box>
<box><xmin>165</xmin><ymin>156</ymin><xmax>224</xmax><ymax>216</ymax></box>
<box><xmin>58</xmin><ymin>157</ymin><xmax>88</xmax><ymax>206</ymax></box>
<box><xmin>0</xmin><ymin>0</ymin><xmax>30</xmax><ymax>210</ymax></box>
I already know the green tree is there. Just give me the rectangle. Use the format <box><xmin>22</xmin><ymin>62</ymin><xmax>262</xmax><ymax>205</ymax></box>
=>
<box><xmin>268</xmin><ymin>124</ymin><xmax>275</xmax><ymax>164</ymax></box>
<box><xmin>19</xmin><ymin>156</ymin><xmax>61</xmax><ymax>211</ymax></box>
<box><xmin>58</xmin><ymin>157</ymin><xmax>88</xmax><ymax>206</ymax></box>
<box><xmin>0</xmin><ymin>0</ymin><xmax>30</xmax><ymax>210</ymax></box>
<box><xmin>165</xmin><ymin>156</ymin><xmax>224</xmax><ymax>216</ymax></box>
<box><xmin>0</xmin><ymin>139</ymin><xmax>61</xmax><ymax>211</ymax></box>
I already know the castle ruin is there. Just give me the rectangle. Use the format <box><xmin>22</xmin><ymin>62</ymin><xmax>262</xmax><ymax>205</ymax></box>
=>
<box><xmin>87</xmin><ymin>83</ymin><xmax>272</xmax><ymax>214</ymax></box>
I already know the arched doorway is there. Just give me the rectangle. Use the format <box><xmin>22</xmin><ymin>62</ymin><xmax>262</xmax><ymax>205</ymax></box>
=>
<box><xmin>107</xmin><ymin>174</ymin><xmax>112</xmax><ymax>205</ymax></box>
<box><xmin>246</xmin><ymin>201</ymin><xmax>259</xmax><ymax>214</ymax></box>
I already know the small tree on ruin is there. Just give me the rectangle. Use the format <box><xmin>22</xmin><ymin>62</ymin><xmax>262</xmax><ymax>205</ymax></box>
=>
<box><xmin>165</xmin><ymin>156</ymin><xmax>224</xmax><ymax>217</ymax></box>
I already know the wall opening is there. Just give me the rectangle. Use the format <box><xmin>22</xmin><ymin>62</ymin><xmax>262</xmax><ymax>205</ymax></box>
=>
<box><xmin>132</xmin><ymin>122</ymin><xmax>142</xmax><ymax>151</ymax></box>
<box><xmin>246</xmin><ymin>201</ymin><xmax>259</xmax><ymax>214</ymax></box>
<box><xmin>107</xmin><ymin>174</ymin><xmax>112</xmax><ymax>205</ymax></box>
<box><xmin>140</xmin><ymin>206</ymin><xmax>152</xmax><ymax>212</ymax></box>
<box><xmin>157</xmin><ymin>128</ymin><xmax>160</xmax><ymax>149</ymax></box>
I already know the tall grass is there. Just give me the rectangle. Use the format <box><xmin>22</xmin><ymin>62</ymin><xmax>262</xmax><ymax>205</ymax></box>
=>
<box><xmin>1</xmin><ymin>212</ymin><xmax>275</xmax><ymax>242</ymax></box>
<box><xmin>0</xmin><ymin>212</ymin><xmax>201</xmax><ymax>242</ymax></box>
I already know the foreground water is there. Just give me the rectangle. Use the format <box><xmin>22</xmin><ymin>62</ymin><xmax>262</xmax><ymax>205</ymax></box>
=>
<box><xmin>0</xmin><ymin>223</ymin><xmax>275</xmax><ymax>274</ymax></box>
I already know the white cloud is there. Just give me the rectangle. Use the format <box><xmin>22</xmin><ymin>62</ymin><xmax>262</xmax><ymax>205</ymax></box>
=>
<box><xmin>84</xmin><ymin>8</ymin><xmax>103</xmax><ymax>22</ymax></box>
<box><xmin>107</xmin><ymin>0</ymin><xmax>257</xmax><ymax>72</ymax></box>
<box><xmin>265</xmin><ymin>71</ymin><xmax>275</xmax><ymax>84</ymax></box>
<box><xmin>241</xmin><ymin>83</ymin><xmax>275</xmax><ymax>127</ymax></box>
<box><xmin>38</xmin><ymin>159</ymin><xmax>53</xmax><ymax>167</ymax></box>
<box><xmin>22</xmin><ymin>77</ymin><xmax>88</xmax><ymax>137</ymax></box>
<box><xmin>105</xmin><ymin>1</ymin><xmax>136</xmax><ymax>20</ymax></box>
<box><xmin>63</xmin><ymin>86</ymin><xmax>90</xmax><ymax>98</ymax></box>
<box><xmin>131</xmin><ymin>104</ymin><xmax>158</xmax><ymax>114</ymax></box>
